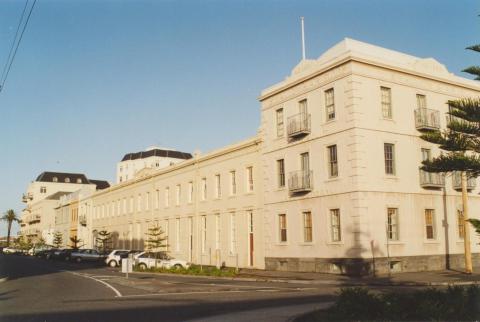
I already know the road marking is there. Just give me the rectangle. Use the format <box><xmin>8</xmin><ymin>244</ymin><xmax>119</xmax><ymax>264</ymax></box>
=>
<box><xmin>61</xmin><ymin>270</ymin><xmax>123</xmax><ymax>298</ymax></box>
<box><xmin>120</xmin><ymin>289</ymin><xmax>248</xmax><ymax>298</ymax></box>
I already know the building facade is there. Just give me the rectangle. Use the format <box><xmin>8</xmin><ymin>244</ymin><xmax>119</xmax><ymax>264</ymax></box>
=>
<box><xmin>21</xmin><ymin>38</ymin><xmax>480</xmax><ymax>274</ymax></box>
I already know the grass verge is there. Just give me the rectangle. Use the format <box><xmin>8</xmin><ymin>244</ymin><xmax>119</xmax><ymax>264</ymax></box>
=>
<box><xmin>134</xmin><ymin>264</ymin><xmax>237</xmax><ymax>277</ymax></box>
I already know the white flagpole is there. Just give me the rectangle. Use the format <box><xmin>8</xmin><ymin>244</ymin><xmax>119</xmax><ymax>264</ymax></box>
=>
<box><xmin>301</xmin><ymin>17</ymin><xmax>306</xmax><ymax>61</ymax></box>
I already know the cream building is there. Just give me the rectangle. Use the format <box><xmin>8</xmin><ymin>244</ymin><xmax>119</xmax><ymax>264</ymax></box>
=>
<box><xmin>259</xmin><ymin>38</ymin><xmax>480</xmax><ymax>274</ymax></box>
<box><xmin>90</xmin><ymin>138</ymin><xmax>264</xmax><ymax>269</ymax></box>
<box><xmin>25</xmin><ymin>38</ymin><xmax>480</xmax><ymax>274</ymax></box>
<box><xmin>117</xmin><ymin>147</ymin><xmax>192</xmax><ymax>183</ymax></box>
<box><xmin>20</xmin><ymin>171</ymin><xmax>109</xmax><ymax>244</ymax></box>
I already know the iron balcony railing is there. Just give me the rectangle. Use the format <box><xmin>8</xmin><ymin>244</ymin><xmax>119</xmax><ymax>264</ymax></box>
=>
<box><xmin>414</xmin><ymin>108</ymin><xmax>440</xmax><ymax>131</ymax></box>
<box><xmin>21</xmin><ymin>192</ymin><xmax>33</xmax><ymax>203</ymax></box>
<box><xmin>28</xmin><ymin>214</ymin><xmax>41</xmax><ymax>224</ymax></box>
<box><xmin>25</xmin><ymin>229</ymin><xmax>41</xmax><ymax>236</ymax></box>
<box><xmin>288</xmin><ymin>170</ymin><xmax>313</xmax><ymax>193</ymax></box>
<box><xmin>452</xmin><ymin>172</ymin><xmax>477</xmax><ymax>191</ymax></box>
<box><xmin>419</xmin><ymin>169</ymin><xmax>445</xmax><ymax>188</ymax></box>
<box><xmin>287</xmin><ymin>113</ymin><xmax>311</xmax><ymax>138</ymax></box>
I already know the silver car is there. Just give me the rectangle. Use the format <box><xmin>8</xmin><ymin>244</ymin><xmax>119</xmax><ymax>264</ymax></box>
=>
<box><xmin>135</xmin><ymin>251</ymin><xmax>190</xmax><ymax>270</ymax></box>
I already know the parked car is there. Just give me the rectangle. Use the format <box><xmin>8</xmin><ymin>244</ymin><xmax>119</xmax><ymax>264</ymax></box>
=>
<box><xmin>28</xmin><ymin>245</ymin><xmax>54</xmax><ymax>256</ymax></box>
<box><xmin>71</xmin><ymin>249</ymin><xmax>107</xmax><ymax>263</ymax></box>
<box><xmin>45</xmin><ymin>248</ymin><xmax>59</xmax><ymax>259</ymax></box>
<box><xmin>105</xmin><ymin>250</ymin><xmax>141</xmax><ymax>267</ymax></box>
<box><xmin>3</xmin><ymin>247</ymin><xmax>21</xmax><ymax>254</ymax></box>
<box><xmin>135</xmin><ymin>251</ymin><xmax>190</xmax><ymax>270</ymax></box>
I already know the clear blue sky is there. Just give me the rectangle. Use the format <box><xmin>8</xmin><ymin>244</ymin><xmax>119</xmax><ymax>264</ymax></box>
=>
<box><xmin>0</xmin><ymin>0</ymin><xmax>478</xmax><ymax>236</ymax></box>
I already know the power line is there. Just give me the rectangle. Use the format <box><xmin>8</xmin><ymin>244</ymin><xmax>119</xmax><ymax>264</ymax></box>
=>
<box><xmin>0</xmin><ymin>0</ymin><xmax>37</xmax><ymax>94</ymax></box>
<box><xmin>0</xmin><ymin>0</ymin><xmax>29</xmax><ymax>84</ymax></box>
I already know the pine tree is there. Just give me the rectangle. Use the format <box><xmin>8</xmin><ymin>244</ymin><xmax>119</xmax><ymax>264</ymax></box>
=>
<box><xmin>52</xmin><ymin>232</ymin><xmax>63</xmax><ymax>248</ymax></box>
<box><xmin>69</xmin><ymin>236</ymin><xmax>83</xmax><ymax>250</ymax></box>
<box><xmin>421</xmin><ymin>98</ymin><xmax>480</xmax><ymax>274</ymax></box>
<box><xmin>95</xmin><ymin>230</ymin><xmax>112</xmax><ymax>254</ymax></box>
<box><xmin>463</xmin><ymin>44</ymin><xmax>480</xmax><ymax>80</ymax></box>
<box><xmin>144</xmin><ymin>224</ymin><xmax>167</xmax><ymax>252</ymax></box>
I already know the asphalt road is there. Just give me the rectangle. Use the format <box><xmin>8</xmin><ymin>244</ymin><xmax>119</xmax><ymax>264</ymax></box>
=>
<box><xmin>0</xmin><ymin>254</ymin><xmax>337</xmax><ymax>322</ymax></box>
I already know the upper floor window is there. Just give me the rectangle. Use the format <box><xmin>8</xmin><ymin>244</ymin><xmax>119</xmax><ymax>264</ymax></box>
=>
<box><xmin>137</xmin><ymin>194</ymin><xmax>142</xmax><ymax>212</ymax></box>
<box><xmin>279</xmin><ymin>214</ymin><xmax>287</xmax><ymax>242</ymax></box>
<box><xmin>65</xmin><ymin>177</ymin><xmax>70</xmax><ymax>183</ymax></box>
<box><xmin>277</xmin><ymin>159</ymin><xmax>285</xmax><ymax>188</ymax></box>
<box><xmin>201</xmin><ymin>178</ymin><xmax>207</xmax><ymax>200</ymax></box>
<box><xmin>328</xmin><ymin>145</ymin><xmax>338</xmax><ymax>178</ymax></box>
<box><xmin>145</xmin><ymin>192</ymin><xmax>150</xmax><ymax>211</ymax></box>
<box><xmin>176</xmin><ymin>184</ymin><xmax>181</xmax><ymax>206</ymax></box>
<box><xmin>384</xmin><ymin>143</ymin><xmax>395</xmax><ymax>175</ymax></box>
<box><xmin>76</xmin><ymin>178</ymin><xmax>82</xmax><ymax>183</ymax></box>
<box><xmin>40</xmin><ymin>187</ymin><xmax>47</xmax><ymax>194</ymax></box>
<box><xmin>417</xmin><ymin>94</ymin><xmax>427</xmax><ymax>109</ymax></box>
<box><xmin>188</xmin><ymin>181</ymin><xmax>193</xmax><ymax>203</ymax></box>
<box><xmin>246</xmin><ymin>166</ymin><xmax>254</xmax><ymax>192</ymax></box>
<box><xmin>165</xmin><ymin>187</ymin><xmax>170</xmax><ymax>207</ymax></box>
<box><xmin>325</xmin><ymin>88</ymin><xmax>335</xmax><ymax>121</ymax></box>
<box><xmin>276</xmin><ymin>108</ymin><xmax>284</xmax><ymax>137</ymax></box>
<box><xmin>230</xmin><ymin>171</ymin><xmax>236</xmax><ymax>195</ymax></box>
<box><xmin>381</xmin><ymin>87</ymin><xmax>392</xmax><ymax>119</ymax></box>
<box><xmin>387</xmin><ymin>208</ymin><xmax>399</xmax><ymax>241</ymax></box>
<box><xmin>52</xmin><ymin>177</ymin><xmax>58</xmax><ymax>182</ymax></box>
<box><xmin>215</xmin><ymin>174</ymin><xmax>221</xmax><ymax>198</ymax></box>
<box><xmin>155</xmin><ymin>189</ymin><xmax>160</xmax><ymax>209</ymax></box>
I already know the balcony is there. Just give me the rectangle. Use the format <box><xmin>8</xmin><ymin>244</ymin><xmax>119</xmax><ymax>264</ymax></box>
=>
<box><xmin>288</xmin><ymin>170</ymin><xmax>313</xmax><ymax>194</ymax></box>
<box><xmin>21</xmin><ymin>192</ymin><xmax>33</xmax><ymax>203</ymax></box>
<box><xmin>287</xmin><ymin>113</ymin><xmax>311</xmax><ymax>139</ymax></box>
<box><xmin>28</xmin><ymin>215</ymin><xmax>41</xmax><ymax>224</ymax></box>
<box><xmin>419</xmin><ymin>169</ymin><xmax>445</xmax><ymax>189</ymax></box>
<box><xmin>26</xmin><ymin>229</ymin><xmax>41</xmax><ymax>237</ymax></box>
<box><xmin>414</xmin><ymin>108</ymin><xmax>440</xmax><ymax>131</ymax></box>
<box><xmin>79</xmin><ymin>215</ymin><xmax>87</xmax><ymax>226</ymax></box>
<box><xmin>452</xmin><ymin>172</ymin><xmax>477</xmax><ymax>191</ymax></box>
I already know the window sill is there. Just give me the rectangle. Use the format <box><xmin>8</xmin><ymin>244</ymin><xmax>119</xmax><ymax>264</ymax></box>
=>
<box><xmin>385</xmin><ymin>241</ymin><xmax>404</xmax><ymax>245</ymax></box>
<box><xmin>384</xmin><ymin>175</ymin><xmax>398</xmax><ymax>180</ymax></box>
<box><xmin>326</xmin><ymin>241</ymin><xmax>344</xmax><ymax>246</ymax></box>
<box><xmin>299</xmin><ymin>242</ymin><xmax>314</xmax><ymax>246</ymax></box>
<box><xmin>275</xmin><ymin>187</ymin><xmax>286</xmax><ymax>192</ymax></box>
<box><xmin>275</xmin><ymin>242</ymin><xmax>289</xmax><ymax>246</ymax></box>
<box><xmin>228</xmin><ymin>195</ymin><xmax>237</xmax><ymax>199</ymax></box>
<box><xmin>325</xmin><ymin>177</ymin><xmax>339</xmax><ymax>182</ymax></box>
<box><xmin>325</xmin><ymin>119</ymin><xmax>336</xmax><ymax>124</ymax></box>
<box><xmin>380</xmin><ymin>117</ymin><xmax>395</xmax><ymax>122</ymax></box>
<box><xmin>244</xmin><ymin>191</ymin><xmax>255</xmax><ymax>196</ymax></box>
<box><xmin>423</xmin><ymin>240</ymin><xmax>440</xmax><ymax>244</ymax></box>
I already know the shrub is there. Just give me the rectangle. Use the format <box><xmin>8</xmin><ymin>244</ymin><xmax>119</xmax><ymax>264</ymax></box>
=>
<box><xmin>134</xmin><ymin>264</ymin><xmax>237</xmax><ymax>277</ymax></box>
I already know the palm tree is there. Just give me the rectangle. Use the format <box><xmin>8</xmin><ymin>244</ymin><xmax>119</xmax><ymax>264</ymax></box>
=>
<box><xmin>1</xmin><ymin>209</ymin><xmax>19</xmax><ymax>247</ymax></box>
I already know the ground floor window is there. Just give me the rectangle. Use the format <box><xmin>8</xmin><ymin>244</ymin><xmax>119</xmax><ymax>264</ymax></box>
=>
<box><xmin>279</xmin><ymin>214</ymin><xmax>287</xmax><ymax>242</ymax></box>
<box><xmin>303</xmin><ymin>211</ymin><xmax>312</xmax><ymax>242</ymax></box>
<box><xmin>330</xmin><ymin>209</ymin><xmax>341</xmax><ymax>242</ymax></box>
<box><xmin>425</xmin><ymin>209</ymin><xmax>436</xmax><ymax>240</ymax></box>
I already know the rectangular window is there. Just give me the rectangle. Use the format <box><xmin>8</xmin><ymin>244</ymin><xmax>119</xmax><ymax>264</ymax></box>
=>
<box><xmin>425</xmin><ymin>209</ymin><xmax>436</xmax><ymax>240</ymax></box>
<box><xmin>384</xmin><ymin>143</ymin><xmax>395</xmax><ymax>175</ymax></box>
<box><xmin>129</xmin><ymin>197</ymin><xmax>134</xmax><ymax>213</ymax></box>
<box><xmin>276</xmin><ymin>108</ymin><xmax>284</xmax><ymax>137</ymax></box>
<box><xmin>303</xmin><ymin>211</ymin><xmax>313</xmax><ymax>242</ymax></box>
<box><xmin>117</xmin><ymin>200</ymin><xmax>120</xmax><ymax>216</ymax></box>
<box><xmin>137</xmin><ymin>194</ymin><xmax>142</xmax><ymax>212</ymax></box>
<box><xmin>387</xmin><ymin>208</ymin><xmax>399</xmax><ymax>241</ymax></box>
<box><xmin>40</xmin><ymin>186</ymin><xmax>46</xmax><ymax>193</ymax></box>
<box><xmin>145</xmin><ymin>192</ymin><xmax>150</xmax><ymax>211</ymax></box>
<box><xmin>215</xmin><ymin>174</ymin><xmax>221</xmax><ymax>198</ymax></box>
<box><xmin>417</xmin><ymin>94</ymin><xmax>427</xmax><ymax>109</ymax></box>
<box><xmin>201</xmin><ymin>215</ymin><xmax>207</xmax><ymax>254</ymax></box>
<box><xmin>155</xmin><ymin>189</ymin><xmax>160</xmax><ymax>209</ymax></box>
<box><xmin>215</xmin><ymin>213</ymin><xmax>220</xmax><ymax>250</ymax></box>
<box><xmin>230</xmin><ymin>213</ymin><xmax>236</xmax><ymax>254</ymax></box>
<box><xmin>325</xmin><ymin>88</ymin><xmax>335</xmax><ymax>121</ymax></box>
<box><xmin>201</xmin><ymin>178</ymin><xmax>207</xmax><ymax>200</ymax></box>
<box><xmin>328</xmin><ymin>145</ymin><xmax>338</xmax><ymax>177</ymax></box>
<box><xmin>330</xmin><ymin>209</ymin><xmax>341</xmax><ymax>242</ymax></box>
<box><xmin>123</xmin><ymin>198</ymin><xmax>127</xmax><ymax>214</ymax></box>
<box><xmin>175</xmin><ymin>218</ymin><xmax>180</xmax><ymax>251</ymax></box>
<box><xmin>279</xmin><ymin>214</ymin><xmax>287</xmax><ymax>242</ymax></box>
<box><xmin>165</xmin><ymin>187</ymin><xmax>170</xmax><ymax>207</ymax></box>
<box><xmin>381</xmin><ymin>87</ymin><xmax>392</xmax><ymax>118</ymax></box>
<box><xmin>230</xmin><ymin>171</ymin><xmax>236</xmax><ymax>195</ymax></box>
<box><xmin>458</xmin><ymin>210</ymin><xmax>465</xmax><ymax>239</ymax></box>
<box><xmin>277</xmin><ymin>159</ymin><xmax>285</xmax><ymax>187</ymax></box>
<box><xmin>188</xmin><ymin>181</ymin><xmax>193</xmax><ymax>204</ymax></box>
<box><xmin>246</xmin><ymin>166</ymin><xmax>254</xmax><ymax>192</ymax></box>
<box><xmin>176</xmin><ymin>184</ymin><xmax>181</xmax><ymax>206</ymax></box>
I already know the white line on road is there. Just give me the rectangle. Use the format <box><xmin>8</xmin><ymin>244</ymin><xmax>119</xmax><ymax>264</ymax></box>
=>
<box><xmin>120</xmin><ymin>289</ymin><xmax>249</xmax><ymax>298</ymax></box>
<box><xmin>60</xmin><ymin>270</ymin><xmax>123</xmax><ymax>298</ymax></box>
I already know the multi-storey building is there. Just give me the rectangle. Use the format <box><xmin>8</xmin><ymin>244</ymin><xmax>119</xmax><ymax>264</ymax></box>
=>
<box><xmin>259</xmin><ymin>38</ymin><xmax>480</xmax><ymax>274</ymax></box>
<box><xmin>20</xmin><ymin>171</ymin><xmax>109</xmax><ymax>243</ymax></box>
<box><xmin>116</xmin><ymin>147</ymin><xmax>192</xmax><ymax>183</ymax></box>
<box><xmin>25</xmin><ymin>38</ymin><xmax>480</xmax><ymax>274</ymax></box>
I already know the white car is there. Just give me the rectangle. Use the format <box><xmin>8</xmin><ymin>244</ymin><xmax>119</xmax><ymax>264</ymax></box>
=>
<box><xmin>3</xmin><ymin>247</ymin><xmax>20</xmax><ymax>254</ymax></box>
<box><xmin>135</xmin><ymin>251</ymin><xmax>190</xmax><ymax>270</ymax></box>
<box><xmin>105</xmin><ymin>249</ymin><xmax>138</xmax><ymax>267</ymax></box>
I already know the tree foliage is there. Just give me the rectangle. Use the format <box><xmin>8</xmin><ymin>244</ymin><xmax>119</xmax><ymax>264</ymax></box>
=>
<box><xmin>1</xmin><ymin>209</ymin><xmax>19</xmax><ymax>247</ymax></box>
<box><xmin>420</xmin><ymin>98</ymin><xmax>480</xmax><ymax>176</ymax></box>
<box><xmin>52</xmin><ymin>231</ymin><xmax>63</xmax><ymax>248</ymax></box>
<box><xmin>464</xmin><ymin>44</ymin><xmax>480</xmax><ymax>80</ymax></box>
<box><xmin>95</xmin><ymin>230</ymin><xmax>112</xmax><ymax>253</ymax></box>
<box><xmin>69</xmin><ymin>236</ymin><xmax>83</xmax><ymax>250</ymax></box>
<box><xmin>144</xmin><ymin>224</ymin><xmax>167</xmax><ymax>252</ymax></box>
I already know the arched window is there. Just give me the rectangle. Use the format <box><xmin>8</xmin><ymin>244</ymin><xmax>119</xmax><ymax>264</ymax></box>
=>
<box><xmin>76</xmin><ymin>178</ymin><xmax>82</xmax><ymax>183</ymax></box>
<box><xmin>65</xmin><ymin>177</ymin><xmax>70</xmax><ymax>183</ymax></box>
<box><xmin>52</xmin><ymin>177</ymin><xmax>58</xmax><ymax>182</ymax></box>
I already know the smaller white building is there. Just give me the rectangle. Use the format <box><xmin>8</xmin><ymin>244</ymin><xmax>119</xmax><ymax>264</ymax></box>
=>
<box><xmin>116</xmin><ymin>147</ymin><xmax>193</xmax><ymax>183</ymax></box>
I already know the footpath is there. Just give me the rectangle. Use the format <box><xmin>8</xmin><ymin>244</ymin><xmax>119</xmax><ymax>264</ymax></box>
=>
<box><xmin>236</xmin><ymin>268</ymin><xmax>480</xmax><ymax>286</ymax></box>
